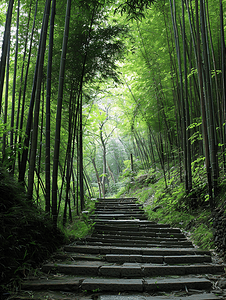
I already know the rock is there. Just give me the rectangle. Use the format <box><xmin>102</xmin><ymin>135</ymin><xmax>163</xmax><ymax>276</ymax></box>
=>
<box><xmin>218</xmin><ymin>278</ymin><xmax>226</xmax><ymax>289</ymax></box>
<box><xmin>152</xmin><ymin>205</ymin><xmax>162</xmax><ymax>212</ymax></box>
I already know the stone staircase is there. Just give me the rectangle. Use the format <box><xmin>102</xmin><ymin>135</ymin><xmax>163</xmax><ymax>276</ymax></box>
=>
<box><xmin>18</xmin><ymin>197</ymin><xmax>225</xmax><ymax>299</ymax></box>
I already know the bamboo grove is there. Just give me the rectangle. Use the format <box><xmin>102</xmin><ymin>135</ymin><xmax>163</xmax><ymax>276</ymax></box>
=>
<box><xmin>0</xmin><ymin>0</ymin><xmax>131</xmax><ymax>226</ymax></box>
<box><xmin>115</xmin><ymin>0</ymin><xmax>226</xmax><ymax>210</ymax></box>
<box><xmin>1</xmin><ymin>0</ymin><xmax>226</xmax><ymax>226</ymax></box>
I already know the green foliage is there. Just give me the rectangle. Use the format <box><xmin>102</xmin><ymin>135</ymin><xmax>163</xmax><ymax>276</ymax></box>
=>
<box><xmin>0</xmin><ymin>165</ymin><xmax>66</xmax><ymax>291</ymax></box>
<box><xmin>57</xmin><ymin>198</ymin><xmax>96</xmax><ymax>241</ymax></box>
<box><xmin>115</xmin><ymin>0</ymin><xmax>156</xmax><ymax>20</ymax></box>
<box><xmin>59</xmin><ymin>216</ymin><xmax>93</xmax><ymax>241</ymax></box>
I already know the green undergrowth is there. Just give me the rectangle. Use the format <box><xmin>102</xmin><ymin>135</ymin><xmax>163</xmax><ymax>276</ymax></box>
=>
<box><xmin>0</xmin><ymin>166</ymin><xmax>67</xmax><ymax>296</ymax></box>
<box><xmin>59</xmin><ymin>212</ymin><xmax>95</xmax><ymax>242</ymax></box>
<box><xmin>1</xmin><ymin>163</ymin><xmax>96</xmax><ymax>297</ymax></box>
<box><xmin>116</xmin><ymin>166</ymin><xmax>226</xmax><ymax>251</ymax></box>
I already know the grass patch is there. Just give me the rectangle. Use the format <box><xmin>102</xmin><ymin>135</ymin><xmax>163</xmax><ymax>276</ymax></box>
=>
<box><xmin>59</xmin><ymin>216</ymin><xmax>94</xmax><ymax>242</ymax></box>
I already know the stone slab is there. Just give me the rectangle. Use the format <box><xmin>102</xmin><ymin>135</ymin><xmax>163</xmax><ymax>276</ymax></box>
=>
<box><xmin>144</xmin><ymin>277</ymin><xmax>212</xmax><ymax>291</ymax></box>
<box><xmin>105</xmin><ymin>254</ymin><xmax>143</xmax><ymax>263</ymax></box>
<box><xmin>99</xmin><ymin>265</ymin><xmax>122</xmax><ymax>277</ymax></box>
<box><xmin>105</xmin><ymin>254</ymin><xmax>163</xmax><ymax>264</ymax></box>
<box><xmin>143</xmin><ymin>265</ymin><xmax>186</xmax><ymax>276</ymax></box>
<box><xmin>64</xmin><ymin>245</ymin><xmax>210</xmax><ymax>256</ymax></box>
<box><xmin>94</xmin><ymin>210</ymin><xmax>143</xmax><ymax>213</ymax></box>
<box><xmin>77</xmin><ymin>241</ymin><xmax>192</xmax><ymax>249</ymax></box>
<box><xmin>92</xmin><ymin>231</ymin><xmax>186</xmax><ymax>239</ymax></box>
<box><xmin>143</xmin><ymin>264</ymin><xmax>224</xmax><ymax>276</ymax></box>
<box><xmin>184</xmin><ymin>264</ymin><xmax>224</xmax><ymax>274</ymax></box>
<box><xmin>88</xmin><ymin>235</ymin><xmax>189</xmax><ymax>244</ymax></box>
<box><xmin>65</xmin><ymin>245</ymin><xmax>101</xmax><ymax>254</ymax></box>
<box><xmin>164</xmin><ymin>255</ymin><xmax>212</xmax><ymax>264</ymax></box>
<box><xmin>22</xmin><ymin>279</ymin><xmax>81</xmax><ymax>291</ymax></box>
<box><xmin>141</xmin><ymin>248</ymin><xmax>210</xmax><ymax>256</ymax></box>
<box><xmin>98</xmin><ymin>293</ymin><xmax>222</xmax><ymax>300</ymax></box>
<box><xmin>42</xmin><ymin>263</ymin><xmax>101</xmax><ymax>276</ymax></box>
<box><xmin>94</xmin><ymin>220</ymin><xmax>163</xmax><ymax>225</ymax></box>
<box><xmin>110</xmin><ymin>247</ymin><xmax>141</xmax><ymax>254</ymax></box>
<box><xmin>81</xmin><ymin>278</ymin><xmax>143</xmax><ymax>292</ymax></box>
<box><xmin>43</xmin><ymin>263</ymin><xmax>223</xmax><ymax>278</ymax></box>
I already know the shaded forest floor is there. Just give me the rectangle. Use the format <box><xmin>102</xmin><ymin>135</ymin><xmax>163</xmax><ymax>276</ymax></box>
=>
<box><xmin>0</xmin><ymin>166</ymin><xmax>67</xmax><ymax>298</ymax></box>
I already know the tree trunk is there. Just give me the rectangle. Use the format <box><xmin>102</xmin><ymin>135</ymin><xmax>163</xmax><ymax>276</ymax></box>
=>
<box><xmin>2</xmin><ymin>41</ymin><xmax>10</xmax><ymax>163</ymax></box>
<box><xmin>52</xmin><ymin>0</ymin><xmax>71</xmax><ymax>226</ymax></box>
<box><xmin>45</xmin><ymin>0</ymin><xmax>56</xmax><ymax>214</ymax></box>
<box><xmin>200</xmin><ymin>0</ymin><xmax>218</xmax><ymax>200</ymax></box>
<box><xmin>0</xmin><ymin>0</ymin><xmax>14</xmax><ymax>110</ymax></box>
<box><xmin>10</xmin><ymin>0</ymin><xmax>20</xmax><ymax>174</ymax></box>
<box><xmin>91</xmin><ymin>157</ymin><xmax>103</xmax><ymax>198</ymax></box>
<box><xmin>195</xmin><ymin>0</ymin><xmax>213</xmax><ymax>206</ymax></box>
<box><xmin>27</xmin><ymin>0</ymin><xmax>52</xmax><ymax>201</ymax></box>
<box><xmin>19</xmin><ymin>0</ymin><xmax>47</xmax><ymax>184</ymax></box>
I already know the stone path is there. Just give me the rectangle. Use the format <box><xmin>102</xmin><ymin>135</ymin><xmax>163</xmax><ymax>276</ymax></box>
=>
<box><xmin>16</xmin><ymin>197</ymin><xmax>226</xmax><ymax>299</ymax></box>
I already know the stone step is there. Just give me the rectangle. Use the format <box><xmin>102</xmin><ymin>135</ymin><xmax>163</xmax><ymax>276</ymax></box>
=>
<box><xmin>94</xmin><ymin>210</ymin><xmax>144</xmax><ymax>214</ymax></box>
<box><xmin>94</xmin><ymin>226</ymin><xmax>183</xmax><ymax>234</ymax></box>
<box><xmin>22</xmin><ymin>276</ymin><xmax>213</xmax><ymax>293</ymax></box>
<box><xmin>95</xmin><ymin>200</ymin><xmax>139</xmax><ymax>206</ymax></box>
<box><xmin>42</xmin><ymin>262</ymin><xmax>224</xmax><ymax>277</ymax></box>
<box><xmin>52</xmin><ymin>252</ymin><xmax>104</xmax><ymax>261</ymax></box>
<box><xmin>95</xmin><ymin>201</ymin><xmax>142</xmax><ymax>205</ymax></box>
<box><xmin>90</xmin><ymin>214</ymin><xmax>148</xmax><ymax>220</ymax></box>
<box><xmin>87</xmin><ymin>237</ymin><xmax>193</xmax><ymax>247</ymax></box>
<box><xmin>97</xmin><ymin>197</ymin><xmax>138</xmax><ymax>202</ymax></box>
<box><xmin>95</xmin><ymin>207</ymin><xmax>143</xmax><ymax>212</ymax></box>
<box><xmin>94</xmin><ymin>226</ymin><xmax>175</xmax><ymax>233</ymax></box>
<box><xmin>95</xmin><ymin>203</ymin><xmax>143</xmax><ymax>207</ymax></box>
<box><xmin>17</xmin><ymin>197</ymin><xmax>225</xmax><ymax>299</ymax></box>
<box><xmin>105</xmin><ymin>254</ymin><xmax>212</xmax><ymax>264</ymax></box>
<box><xmin>94</xmin><ymin>229</ymin><xmax>186</xmax><ymax>239</ymax></box>
<box><xmin>82</xmin><ymin>277</ymin><xmax>213</xmax><ymax>292</ymax></box>
<box><xmin>92</xmin><ymin>233</ymin><xmax>187</xmax><ymax>242</ymax></box>
<box><xmin>94</xmin><ymin>220</ymin><xmax>170</xmax><ymax>227</ymax></box>
<box><xmin>76</xmin><ymin>239</ymin><xmax>193</xmax><ymax>248</ymax></box>
<box><xmin>96</xmin><ymin>201</ymin><xmax>140</xmax><ymax>206</ymax></box>
<box><xmin>57</xmin><ymin>252</ymin><xmax>212</xmax><ymax>264</ymax></box>
<box><xmin>76</xmin><ymin>241</ymin><xmax>192</xmax><ymax>248</ymax></box>
<box><xmin>91</xmin><ymin>233</ymin><xmax>188</xmax><ymax>242</ymax></box>
<box><xmin>64</xmin><ymin>245</ymin><xmax>211</xmax><ymax>256</ymax></box>
<box><xmin>98</xmin><ymin>293</ymin><xmax>223</xmax><ymax>300</ymax></box>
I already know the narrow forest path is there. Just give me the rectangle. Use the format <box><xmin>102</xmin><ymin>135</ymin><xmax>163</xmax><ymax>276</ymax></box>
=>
<box><xmin>15</xmin><ymin>198</ymin><xmax>226</xmax><ymax>300</ymax></box>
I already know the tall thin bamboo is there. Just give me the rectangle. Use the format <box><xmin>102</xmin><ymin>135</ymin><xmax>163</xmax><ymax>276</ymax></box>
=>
<box><xmin>195</xmin><ymin>0</ymin><xmax>213</xmax><ymax>205</ymax></box>
<box><xmin>19</xmin><ymin>0</ymin><xmax>46</xmax><ymax>183</ymax></box>
<box><xmin>2</xmin><ymin>41</ymin><xmax>10</xmax><ymax>162</ymax></box>
<box><xmin>10</xmin><ymin>0</ymin><xmax>20</xmax><ymax>173</ymax></box>
<box><xmin>0</xmin><ymin>0</ymin><xmax>14</xmax><ymax>110</ymax></box>
<box><xmin>27</xmin><ymin>0</ymin><xmax>52</xmax><ymax>201</ymax></box>
<box><xmin>200</xmin><ymin>0</ymin><xmax>218</xmax><ymax>200</ymax></box>
<box><xmin>52</xmin><ymin>0</ymin><xmax>72</xmax><ymax>226</ymax></box>
<box><xmin>182</xmin><ymin>0</ymin><xmax>192</xmax><ymax>192</ymax></box>
<box><xmin>170</xmin><ymin>0</ymin><xmax>189</xmax><ymax>192</ymax></box>
<box><xmin>15</xmin><ymin>0</ymin><xmax>32</xmax><ymax>173</ymax></box>
<box><xmin>45</xmin><ymin>0</ymin><xmax>56</xmax><ymax>213</ymax></box>
<box><xmin>220</xmin><ymin>0</ymin><xmax>226</xmax><ymax>172</ymax></box>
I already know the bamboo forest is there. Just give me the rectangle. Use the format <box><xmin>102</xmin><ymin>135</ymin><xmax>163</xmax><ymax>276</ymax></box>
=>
<box><xmin>2</xmin><ymin>0</ymin><xmax>226</xmax><ymax>293</ymax></box>
<box><xmin>1</xmin><ymin>0</ymin><xmax>226</xmax><ymax>220</ymax></box>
